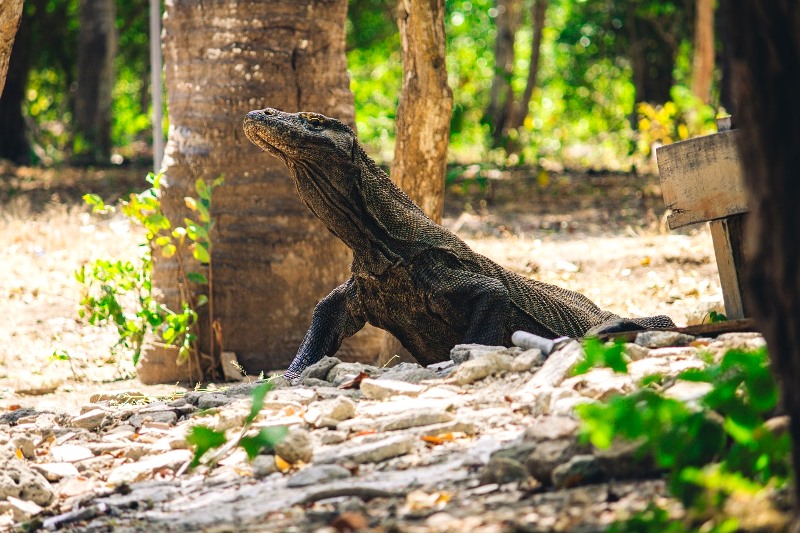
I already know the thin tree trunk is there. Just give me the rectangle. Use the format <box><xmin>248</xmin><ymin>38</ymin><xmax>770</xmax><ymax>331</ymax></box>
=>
<box><xmin>391</xmin><ymin>0</ymin><xmax>453</xmax><ymax>222</ymax></box>
<box><xmin>507</xmin><ymin>0</ymin><xmax>547</xmax><ymax>131</ymax></box>
<box><xmin>0</xmin><ymin>0</ymin><xmax>24</xmax><ymax>97</ymax></box>
<box><xmin>486</xmin><ymin>0</ymin><xmax>521</xmax><ymax>144</ymax></box>
<box><xmin>724</xmin><ymin>0</ymin><xmax>800</xmax><ymax>526</ymax></box>
<box><xmin>73</xmin><ymin>0</ymin><xmax>116</xmax><ymax>164</ymax></box>
<box><xmin>691</xmin><ymin>0</ymin><xmax>714</xmax><ymax>103</ymax></box>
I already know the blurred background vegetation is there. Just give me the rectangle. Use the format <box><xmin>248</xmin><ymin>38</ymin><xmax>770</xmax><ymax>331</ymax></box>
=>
<box><xmin>0</xmin><ymin>0</ymin><xmax>724</xmax><ymax>172</ymax></box>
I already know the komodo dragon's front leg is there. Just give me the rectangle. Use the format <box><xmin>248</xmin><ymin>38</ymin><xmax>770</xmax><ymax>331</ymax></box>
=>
<box><xmin>284</xmin><ymin>278</ymin><xmax>366</xmax><ymax>380</ymax></box>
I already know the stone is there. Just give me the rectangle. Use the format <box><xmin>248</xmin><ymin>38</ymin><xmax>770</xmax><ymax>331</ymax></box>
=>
<box><xmin>274</xmin><ymin>429</ymin><xmax>313</xmax><ymax>465</ymax></box>
<box><xmin>561</xmin><ymin>368</ymin><xmax>635</xmax><ymax>401</ymax></box>
<box><xmin>71</xmin><ymin>408</ymin><xmax>109</xmax><ymax>430</ymax></box>
<box><xmin>523</xmin><ymin>416</ymin><xmax>580</xmax><ymax>443</ymax></box>
<box><xmin>361</xmin><ymin>378</ymin><xmax>425</xmax><ymax>400</ymax></box>
<box><xmin>451</xmin><ymin>352</ymin><xmax>514</xmax><ymax>385</ymax></box>
<box><xmin>624</xmin><ymin>343</ymin><xmax>651</xmax><ymax>361</ymax></box>
<box><xmin>376</xmin><ymin>410</ymin><xmax>454</xmax><ymax>432</ymax></box>
<box><xmin>634</xmin><ymin>330</ymin><xmax>695</xmax><ymax>348</ymax></box>
<box><xmin>3</xmin><ymin>496</ymin><xmax>43</xmax><ymax>521</ymax></box>
<box><xmin>326</xmin><ymin>362</ymin><xmax>384</xmax><ymax>386</ymax></box>
<box><xmin>286</xmin><ymin>464</ymin><xmax>351</xmax><ymax>488</ymax></box>
<box><xmin>304</xmin><ymin>396</ymin><xmax>356</xmax><ymax>428</ymax></box>
<box><xmin>50</xmin><ymin>444</ymin><xmax>93</xmax><ymax>463</ymax></box>
<box><xmin>251</xmin><ymin>455</ymin><xmax>278</xmax><ymax>478</ymax></box>
<box><xmin>89</xmin><ymin>390</ymin><xmax>145</xmax><ymax>403</ymax></box>
<box><xmin>220</xmin><ymin>351</ymin><xmax>245</xmax><ymax>381</ymax></box>
<box><xmin>450</xmin><ymin>344</ymin><xmax>508</xmax><ymax>364</ymax></box>
<box><xmin>524</xmin><ymin>439</ymin><xmax>583</xmax><ymax>484</ymax></box>
<box><xmin>128</xmin><ymin>410</ymin><xmax>178</xmax><ymax>428</ymax></box>
<box><xmin>663</xmin><ymin>380</ymin><xmax>713</xmax><ymax>403</ymax></box>
<box><xmin>479</xmin><ymin>456</ymin><xmax>530</xmax><ymax>485</ymax></box>
<box><xmin>31</xmin><ymin>462</ymin><xmax>80</xmax><ymax>481</ymax></box>
<box><xmin>514</xmin><ymin>341</ymin><xmax>585</xmax><ymax>400</ymax></box>
<box><xmin>378</xmin><ymin>363</ymin><xmax>438</xmax><ymax>383</ymax></box>
<box><xmin>10</xmin><ymin>435</ymin><xmax>35</xmax><ymax>459</ymax></box>
<box><xmin>511</xmin><ymin>349</ymin><xmax>545</xmax><ymax>372</ymax></box>
<box><xmin>318</xmin><ymin>430</ymin><xmax>347</xmax><ymax>445</ymax></box>
<box><xmin>316</xmin><ymin>435</ymin><xmax>415</xmax><ymax>464</ymax></box>
<box><xmin>13</xmin><ymin>378</ymin><xmax>62</xmax><ymax>395</ymax></box>
<box><xmin>298</xmin><ymin>356</ymin><xmax>342</xmax><ymax>383</ymax></box>
<box><xmin>551</xmin><ymin>455</ymin><xmax>602</xmax><ymax>488</ymax></box>
<box><xmin>627</xmin><ymin>358</ymin><xmax>671</xmax><ymax>382</ymax></box>
<box><xmin>550</xmin><ymin>396</ymin><xmax>595</xmax><ymax>417</ymax></box>
<box><xmin>0</xmin><ymin>459</ymin><xmax>54</xmax><ymax>506</ymax></box>
<box><xmin>196</xmin><ymin>393</ymin><xmax>231</xmax><ymax>410</ymax></box>
<box><xmin>106</xmin><ymin>449</ymin><xmax>191</xmax><ymax>487</ymax></box>
<box><xmin>594</xmin><ymin>439</ymin><xmax>657</xmax><ymax>480</ymax></box>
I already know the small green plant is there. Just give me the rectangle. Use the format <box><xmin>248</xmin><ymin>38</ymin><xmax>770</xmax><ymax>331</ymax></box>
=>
<box><xmin>186</xmin><ymin>381</ymin><xmax>288</xmax><ymax>468</ymax></box>
<box><xmin>577</xmin><ymin>345</ymin><xmax>790</xmax><ymax>529</ymax></box>
<box><xmin>78</xmin><ymin>173</ymin><xmax>223</xmax><ymax>374</ymax></box>
<box><xmin>574</xmin><ymin>337</ymin><xmax>628</xmax><ymax>375</ymax></box>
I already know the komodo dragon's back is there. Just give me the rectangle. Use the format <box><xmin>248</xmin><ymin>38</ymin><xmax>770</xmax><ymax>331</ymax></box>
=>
<box><xmin>243</xmin><ymin>108</ymin><xmax>675</xmax><ymax>378</ymax></box>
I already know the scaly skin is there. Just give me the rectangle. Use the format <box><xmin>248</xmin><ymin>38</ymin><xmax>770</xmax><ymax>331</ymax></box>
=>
<box><xmin>243</xmin><ymin>108</ymin><xmax>675</xmax><ymax>379</ymax></box>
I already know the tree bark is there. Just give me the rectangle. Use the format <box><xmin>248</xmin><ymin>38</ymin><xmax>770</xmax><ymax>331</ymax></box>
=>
<box><xmin>140</xmin><ymin>0</ymin><xmax>384</xmax><ymax>383</ymax></box>
<box><xmin>0</xmin><ymin>3</ymin><xmax>30</xmax><ymax>164</ymax></box>
<box><xmin>0</xmin><ymin>0</ymin><xmax>23</xmax><ymax>97</ymax></box>
<box><xmin>73</xmin><ymin>0</ymin><xmax>117</xmax><ymax>164</ymax></box>
<box><xmin>507</xmin><ymin>0</ymin><xmax>547</xmax><ymax>131</ymax></box>
<box><xmin>391</xmin><ymin>0</ymin><xmax>453</xmax><ymax>223</ymax></box>
<box><xmin>691</xmin><ymin>0</ymin><xmax>714</xmax><ymax>103</ymax></box>
<box><xmin>724</xmin><ymin>0</ymin><xmax>800</xmax><ymax>525</ymax></box>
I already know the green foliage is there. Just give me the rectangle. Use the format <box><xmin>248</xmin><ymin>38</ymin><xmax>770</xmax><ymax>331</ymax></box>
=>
<box><xmin>636</xmin><ymin>86</ymin><xmax>718</xmax><ymax>156</ymax></box>
<box><xmin>77</xmin><ymin>173</ymin><xmax>223</xmax><ymax>367</ymax></box>
<box><xmin>577</xmin><ymin>347</ymin><xmax>790</xmax><ymax>528</ymax></box>
<box><xmin>187</xmin><ymin>382</ymin><xmax>288</xmax><ymax>468</ymax></box>
<box><xmin>574</xmin><ymin>337</ymin><xmax>628</xmax><ymax>374</ymax></box>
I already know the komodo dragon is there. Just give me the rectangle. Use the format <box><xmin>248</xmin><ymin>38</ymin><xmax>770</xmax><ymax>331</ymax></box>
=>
<box><xmin>243</xmin><ymin>108</ymin><xmax>675</xmax><ymax>379</ymax></box>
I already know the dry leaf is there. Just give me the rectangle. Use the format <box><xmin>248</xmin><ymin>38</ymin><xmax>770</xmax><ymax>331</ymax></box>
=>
<box><xmin>403</xmin><ymin>489</ymin><xmax>451</xmax><ymax>513</ymax></box>
<box><xmin>421</xmin><ymin>433</ymin><xmax>454</xmax><ymax>446</ymax></box>
<box><xmin>15</xmin><ymin>448</ymin><xmax>23</xmax><ymax>460</ymax></box>
<box><xmin>275</xmin><ymin>455</ymin><xmax>291</xmax><ymax>472</ymax></box>
<box><xmin>339</xmin><ymin>371</ymin><xmax>370</xmax><ymax>389</ymax></box>
<box><xmin>330</xmin><ymin>511</ymin><xmax>369</xmax><ymax>532</ymax></box>
<box><xmin>351</xmin><ymin>430</ymin><xmax>376</xmax><ymax>438</ymax></box>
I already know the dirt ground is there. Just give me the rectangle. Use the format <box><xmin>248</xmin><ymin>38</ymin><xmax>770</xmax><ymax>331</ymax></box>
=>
<box><xmin>0</xmin><ymin>163</ymin><xmax>723</xmax><ymax>412</ymax></box>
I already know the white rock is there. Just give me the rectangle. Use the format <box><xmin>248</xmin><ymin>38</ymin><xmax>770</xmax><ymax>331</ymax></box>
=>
<box><xmin>361</xmin><ymin>378</ymin><xmax>425</xmax><ymax>400</ymax></box>
<box><xmin>517</xmin><ymin>340</ymin><xmax>585</xmax><ymax>392</ymax></box>
<box><xmin>106</xmin><ymin>449</ymin><xmax>191</xmax><ymax>486</ymax></box>
<box><xmin>511</xmin><ymin>349</ymin><xmax>544</xmax><ymax>372</ymax></box>
<box><xmin>71</xmin><ymin>408</ymin><xmax>108</xmax><ymax>430</ymax></box>
<box><xmin>561</xmin><ymin>368</ymin><xmax>635</xmax><ymax>401</ymax></box>
<box><xmin>315</xmin><ymin>435</ymin><xmax>415</xmax><ymax>464</ymax></box>
<box><xmin>31</xmin><ymin>462</ymin><xmax>80</xmax><ymax>481</ymax></box>
<box><xmin>90</xmin><ymin>390</ymin><xmax>145</xmax><ymax>403</ymax></box>
<box><xmin>452</xmin><ymin>352</ymin><xmax>514</xmax><ymax>385</ymax></box>
<box><xmin>50</xmin><ymin>444</ymin><xmax>94</xmax><ymax>463</ymax></box>
<box><xmin>549</xmin><ymin>396</ymin><xmax>595</xmax><ymax>417</ymax></box>
<box><xmin>274</xmin><ymin>429</ymin><xmax>313</xmax><ymax>464</ymax></box>
<box><xmin>450</xmin><ymin>344</ymin><xmax>507</xmax><ymax>364</ymax></box>
<box><xmin>4</xmin><ymin>496</ymin><xmax>43</xmax><ymax>520</ymax></box>
<box><xmin>664</xmin><ymin>381</ymin><xmax>713</xmax><ymax>403</ymax></box>
<box><xmin>376</xmin><ymin>410</ymin><xmax>454</xmax><ymax>432</ymax></box>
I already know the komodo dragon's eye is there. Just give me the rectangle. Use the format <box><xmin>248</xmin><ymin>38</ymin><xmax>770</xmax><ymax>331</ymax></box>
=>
<box><xmin>301</xmin><ymin>114</ymin><xmax>326</xmax><ymax>129</ymax></box>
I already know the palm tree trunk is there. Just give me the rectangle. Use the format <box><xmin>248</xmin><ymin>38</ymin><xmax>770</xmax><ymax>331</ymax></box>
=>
<box><xmin>140</xmin><ymin>0</ymin><xmax>383</xmax><ymax>383</ymax></box>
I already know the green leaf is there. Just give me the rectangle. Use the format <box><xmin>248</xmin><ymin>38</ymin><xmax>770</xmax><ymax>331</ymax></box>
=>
<box><xmin>186</xmin><ymin>426</ymin><xmax>227</xmax><ymax>468</ymax></box>
<box><xmin>161</xmin><ymin>243</ymin><xmax>177</xmax><ymax>258</ymax></box>
<box><xmin>247</xmin><ymin>382</ymin><xmax>274</xmax><ymax>425</ymax></box>
<box><xmin>193</xmin><ymin>243</ymin><xmax>210</xmax><ymax>263</ymax></box>
<box><xmin>195</xmin><ymin>294</ymin><xmax>209</xmax><ymax>307</ymax></box>
<box><xmin>184</xmin><ymin>197</ymin><xmax>198</xmax><ymax>211</ymax></box>
<box><xmin>239</xmin><ymin>427</ymin><xmax>288</xmax><ymax>459</ymax></box>
<box><xmin>212</xmin><ymin>176</ymin><xmax>225</xmax><ymax>189</ymax></box>
<box><xmin>195</xmin><ymin>179</ymin><xmax>210</xmax><ymax>200</ymax></box>
<box><xmin>187</xmin><ymin>272</ymin><xmax>208</xmax><ymax>284</ymax></box>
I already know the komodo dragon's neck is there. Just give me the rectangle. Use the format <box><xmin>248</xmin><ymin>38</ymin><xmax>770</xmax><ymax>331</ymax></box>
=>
<box><xmin>243</xmin><ymin>108</ymin><xmax>470</xmax><ymax>273</ymax></box>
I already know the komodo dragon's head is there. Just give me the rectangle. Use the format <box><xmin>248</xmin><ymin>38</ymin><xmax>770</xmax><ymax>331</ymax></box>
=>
<box><xmin>243</xmin><ymin>108</ymin><xmax>357</xmax><ymax>166</ymax></box>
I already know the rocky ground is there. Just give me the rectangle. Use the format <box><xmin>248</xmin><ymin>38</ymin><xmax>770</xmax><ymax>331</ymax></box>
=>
<box><xmin>1</xmin><ymin>329</ymin><xmax>782</xmax><ymax>531</ymax></box>
<box><xmin>1</xmin><ymin>165</ymin><xmax>757</xmax><ymax>531</ymax></box>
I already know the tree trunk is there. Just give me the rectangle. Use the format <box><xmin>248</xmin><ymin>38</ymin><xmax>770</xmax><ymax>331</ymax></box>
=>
<box><xmin>628</xmin><ymin>6</ymin><xmax>676</xmax><ymax>105</ymax></box>
<box><xmin>724</xmin><ymin>0</ymin><xmax>800</xmax><ymax>526</ymax></box>
<box><xmin>507</xmin><ymin>0</ymin><xmax>547</xmax><ymax>131</ymax></box>
<box><xmin>73</xmin><ymin>0</ymin><xmax>117</xmax><ymax>164</ymax></box>
<box><xmin>0</xmin><ymin>4</ymin><xmax>30</xmax><ymax>164</ymax></box>
<box><xmin>691</xmin><ymin>0</ymin><xmax>714</xmax><ymax>103</ymax></box>
<box><xmin>378</xmin><ymin>0</ymin><xmax>453</xmax><ymax>366</ymax></box>
<box><xmin>485</xmin><ymin>0</ymin><xmax>521</xmax><ymax>143</ymax></box>
<box><xmin>139</xmin><ymin>0</ymin><xmax>384</xmax><ymax>383</ymax></box>
<box><xmin>0</xmin><ymin>0</ymin><xmax>23</xmax><ymax>97</ymax></box>
<box><xmin>391</xmin><ymin>0</ymin><xmax>453</xmax><ymax>223</ymax></box>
